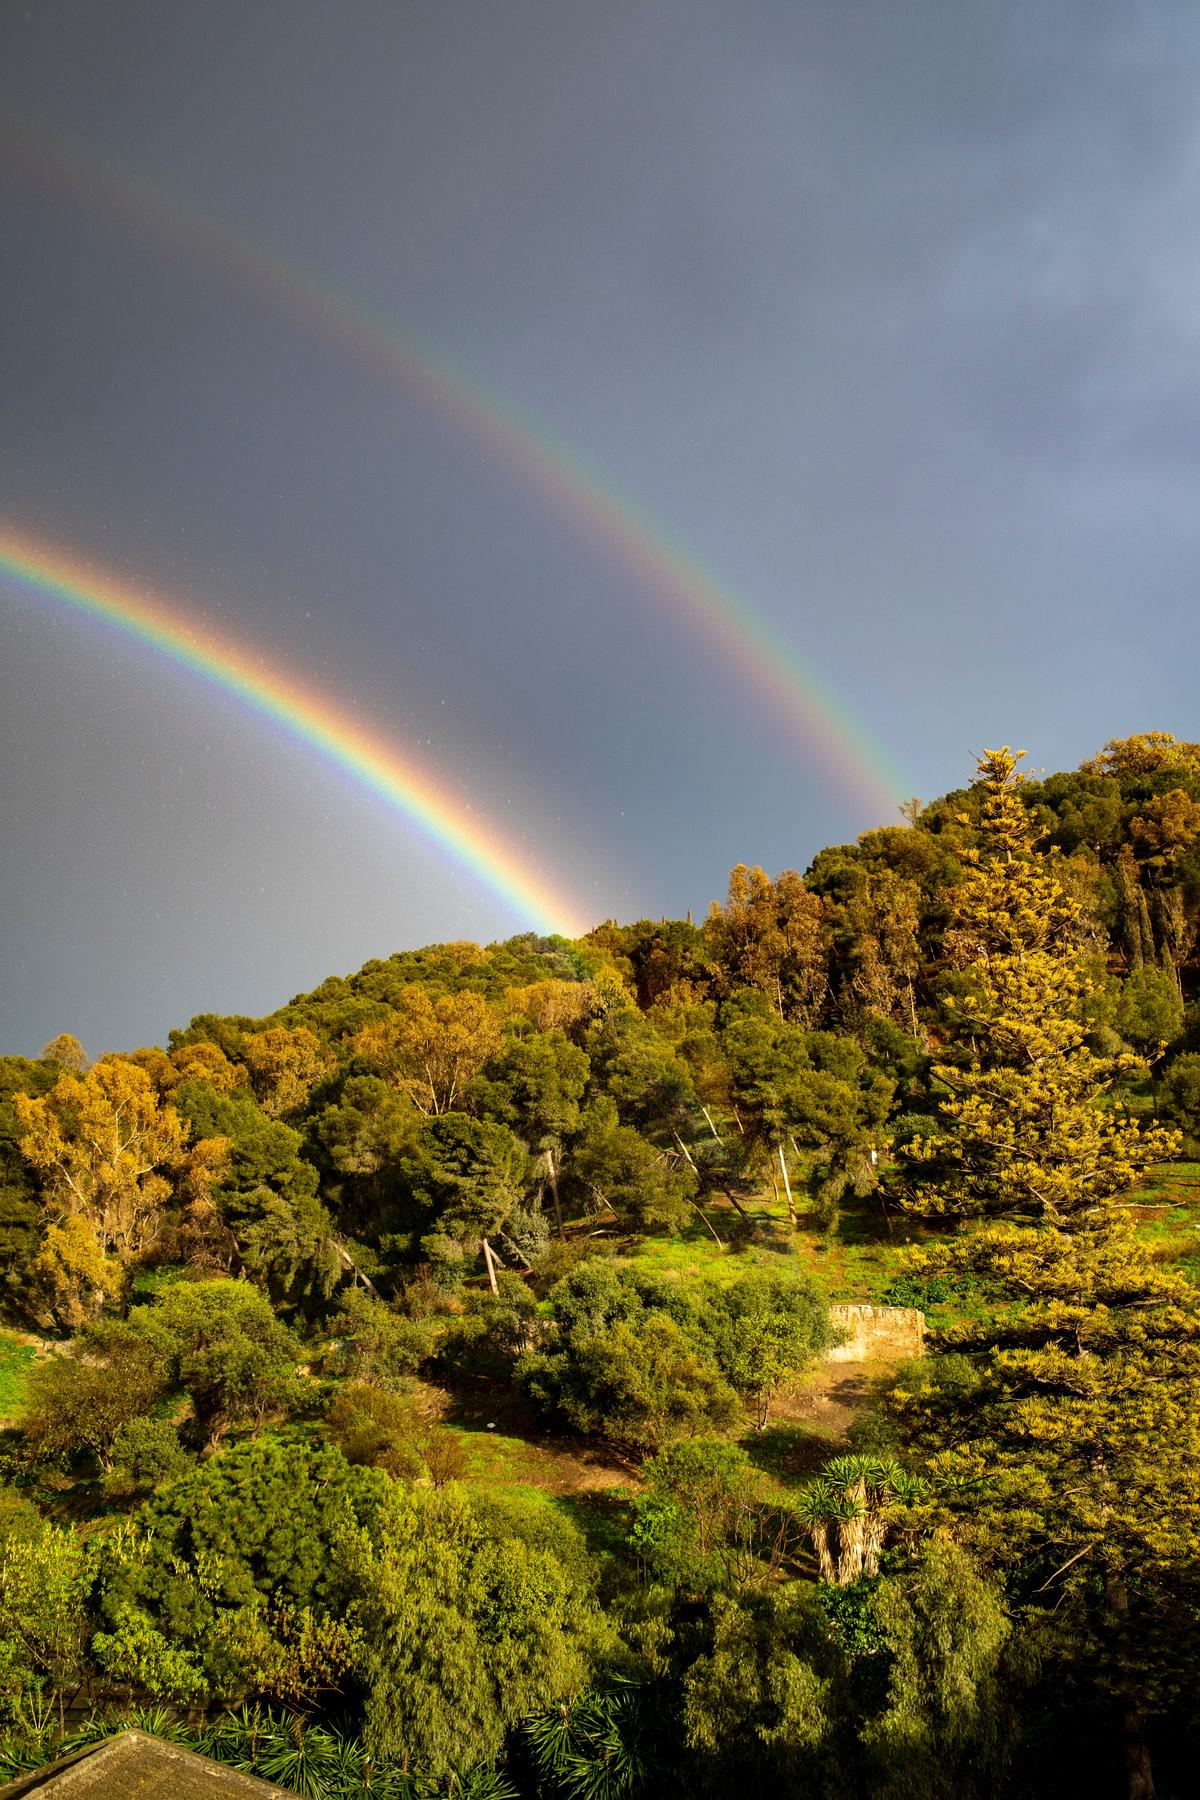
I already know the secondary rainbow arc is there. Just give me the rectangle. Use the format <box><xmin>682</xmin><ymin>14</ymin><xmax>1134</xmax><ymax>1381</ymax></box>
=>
<box><xmin>0</xmin><ymin>524</ymin><xmax>589</xmax><ymax>940</ymax></box>
<box><xmin>10</xmin><ymin>121</ymin><xmax>907</xmax><ymax>820</ymax></box>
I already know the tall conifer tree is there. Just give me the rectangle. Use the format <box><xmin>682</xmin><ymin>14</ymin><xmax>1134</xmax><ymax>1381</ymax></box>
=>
<box><xmin>898</xmin><ymin>751</ymin><xmax>1199</xmax><ymax>1800</ymax></box>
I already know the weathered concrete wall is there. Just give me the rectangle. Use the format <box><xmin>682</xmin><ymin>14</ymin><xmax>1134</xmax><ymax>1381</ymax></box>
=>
<box><xmin>826</xmin><ymin>1303</ymin><xmax>924</xmax><ymax>1363</ymax></box>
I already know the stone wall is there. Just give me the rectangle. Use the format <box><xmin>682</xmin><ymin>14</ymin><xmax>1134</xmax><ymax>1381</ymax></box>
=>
<box><xmin>826</xmin><ymin>1303</ymin><xmax>924</xmax><ymax>1363</ymax></box>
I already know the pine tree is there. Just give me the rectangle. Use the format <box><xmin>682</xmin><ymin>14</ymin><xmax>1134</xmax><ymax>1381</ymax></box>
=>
<box><xmin>905</xmin><ymin>748</ymin><xmax>1175</xmax><ymax>1227</ymax></box>
<box><xmin>895</xmin><ymin>751</ymin><xmax>1200</xmax><ymax>1800</ymax></box>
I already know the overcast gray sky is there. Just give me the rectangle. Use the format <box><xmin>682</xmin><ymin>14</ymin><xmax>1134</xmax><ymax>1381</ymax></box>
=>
<box><xmin>3</xmin><ymin>0</ymin><xmax>1198</xmax><ymax>1053</ymax></box>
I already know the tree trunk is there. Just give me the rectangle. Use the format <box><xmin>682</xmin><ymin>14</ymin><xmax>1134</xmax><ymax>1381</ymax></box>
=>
<box><xmin>686</xmin><ymin>1196</ymin><xmax>725</xmax><ymax>1248</ymax></box>
<box><xmin>719</xmin><ymin>1185</ymin><xmax>754</xmax><ymax>1224</ymax></box>
<box><xmin>481</xmin><ymin>1236</ymin><xmax>500</xmax><ymax>1296</ymax></box>
<box><xmin>700</xmin><ymin>1105</ymin><xmax>724</xmax><ymax>1144</ymax></box>
<box><xmin>673</xmin><ymin>1130</ymin><xmax>699</xmax><ymax>1172</ymax></box>
<box><xmin>1106</xmin><ymin>1566</ymin><xmax>1156</xmax><ymax>1800</ymax></box>
<box><xmin>334</xmin><ymin>1239</ymin><xmax>382</xmax><ymax>1301</ymax></box>
<box><xmin>501</xmin><ymin>1233</ymin><xmax>534</xmax><ymax>1271</ymax></box>
<box><xmin>810</xmin><ymin>1520</ymin><xmax>836</xmax><ymax>1584</ymax></box>
<box><xmin>544</xmin><ymin>1147</ymin><xmax>564</xmax><ymax>1237</ymax></box>
<box><xmin>777</xmin><ymin>1143</ymin><xmax>797</xmax><ymax>1230</ymax></box>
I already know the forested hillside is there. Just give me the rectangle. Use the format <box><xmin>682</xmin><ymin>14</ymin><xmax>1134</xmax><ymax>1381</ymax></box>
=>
<box><xmin>2</xmin><ymin>734</ymin><xmax>1200</xmax><ymax>1799</ymax></box>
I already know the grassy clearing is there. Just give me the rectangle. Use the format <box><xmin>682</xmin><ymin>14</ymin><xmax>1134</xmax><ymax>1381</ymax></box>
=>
<box><xmin>621</xmin><ymin>1184</ymin><xmax>964</xmax><ymax>1318</ymax></box>
<box><xmin>425</xmin><ymin>1417</ymin><xmax>634</xmax><ymax>1564</ymax></box>
<box><xmin>0</xmin><ymin>1334</ymin><xmax>37</xmax><ymax>1417</ymax></box>
<box><xmin>440</xmin><ymin>1419</ymin><xmax>630</xmax><ymax>1496</ymax></box>
<box><xmin>1128</xmin><ymin>1161</ymin><xmax>1200</xmax><ymax>1282</ymax></box>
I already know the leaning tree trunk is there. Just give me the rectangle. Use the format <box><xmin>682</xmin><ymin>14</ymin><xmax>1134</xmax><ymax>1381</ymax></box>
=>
<box><xmin>700</xmin><ymin>1105</ymin><xmax>724</xmax><ymax>1144</ymax></box>
<box><xmin>543</xmin><ymin>1147</ymin><xmax>564</xmax><ymax>1237</ymax></box>
<box><xmin>334</xmin><ymin>1238</ymin><xmax>382</xmax><ymax>1301</ymax></box>
<box><xmin>777</xmin><ymin>1142</ymin><xmax>797</xmax><ymax>1230</ymax></box>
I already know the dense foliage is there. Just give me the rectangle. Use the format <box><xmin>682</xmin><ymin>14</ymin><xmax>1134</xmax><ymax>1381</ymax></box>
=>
<box><xmin>3</xmin><ymin>732</ymin><xmax>1200</xmax><ymax>1796</ymax></box>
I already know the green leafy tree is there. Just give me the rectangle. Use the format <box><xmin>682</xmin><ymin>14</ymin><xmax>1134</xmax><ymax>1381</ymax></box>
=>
<box><xmin>397</xmin><ymin>1113</ymin><xmax>526</xmax><ymax>1282</ymax></box>
<box><xmin>97</xmin><ymin>1436</ymin><xmax>386</xmax><ymax>1702</ymax></box>
<box><xmin>19</xmin><ymin>1325</ymin><xmax>169</xmax><ymax>1470</ymax></box>
<box><xmin>680</xmin><ymin>1587</ymin><xmax>839</xmax><ymax>1790</ymax></box>
<box><xmin>437</xmin><ymin>1271</ymin><xmax>540</xmax><ymax>1379</ymax></box>
<box><xmin>1158</xmin><ymin>1050</ymin><xmax>1200</xmax><ymax>1154</ymax></box>
<box><xmin>520</xmin><ymin>1263</ymin><xmax>738</xmax><ymax>1452</ymax></box>
<box><xmin>584</xmin><ymin>1014</ymin><xmax>697</xmax><ymax>1140</ymax></box>
<box><xmin>173</xmin><ymin>1084</ymin><xmax>339</xmax><ymax>1300</ymax></box>
<box><xmin>723</xmin><ymin>1001</ymin><xmax>889</xmax><ymax>1230</ymax></box>
<box><xmin>0</xmin><ymin>1523</ymin><xmax>92</xmax><ymax>1721</ymax></box>
<box><xmin>700</xmin><ymin>1269</ymin><xmax>829</xmax><ymax>1429</ymax></box>
<box><xmin>344</xmin><ymin>1482</ymin><xmax>601</xmax><ymax>1776</ymax></box>
<box><xmin>568</xmin><ymin>1102</ymin><xmax>697</xmax><ymax>1234</ymax></box>
<box><xmin>132</xmin><ymin>1279</ymin><xmax>302</xmax><ymax>1447</ymax></box>
<box><xmin>102</xmin><ymin>1417</ymin><xmax>193</xmax><ymax>1498</ymax></box>
<box><xmin>859</xmin><ymin>1541</ymin><xmax>1014</xmax><ymax>1800</ymax></box>
<box><xmin>468</xmin><ymin>1030</ymin><xmax>589</xmax><ymax>1236</ymax></box>
<box><xmin>1115</xmin><ymin>967</ymin><xmax>1183</xmax><ymax>1057</ymax></box>
<box><xmin>324</xmin><ymin>1286</ymin><xmax>429</xmax><ymax>1385</ymax></box>
<box><xmin>630</xmin><ymin>1439</ymin><xmax>798</xmax><ymax>1597</ymax></box>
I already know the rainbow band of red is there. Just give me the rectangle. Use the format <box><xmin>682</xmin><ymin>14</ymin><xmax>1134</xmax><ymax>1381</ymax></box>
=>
<box><xmin>0</xmin><ymin>523</ymin><xmax>590</xmax><ymax>940</ymax></box>
<box><xmin>9</xmin><ymin>120</ymin><xmax>906</xmax><ymax>820</ymax></box>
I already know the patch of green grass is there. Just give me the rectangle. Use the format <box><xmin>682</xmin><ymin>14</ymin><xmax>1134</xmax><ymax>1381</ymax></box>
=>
<box><xmin>433</xmin><ymin>1418</ymin><xmax>629</xmax><ymax>1499</ymax></box>
<box><xmin>555</xmin><ymin>1490</ymin><xmax>633</xmax><ymax>1561</ymax></box>
<box><xmin>1126</xmin><ymin>1163</ymin><xmax>1200</xmax><ymax>1280</ymax></box>
<box><xmin>446</xmin><ymin>1425</ymin><xmax>535</xmax><ymax>1484</ymax></box>
<box><xmin>0</xmin><ymin>1335</ymin><xmax>37</xmax><ymax>1416</ymax></box>
<box><xmin>741</xmin><ymin>1421</ymin><xmax>844</xmax><ymax>1493</ymax></box>
<box><xmin>618</xmin><ymin>1188</ymin><xmax>986</xmax><ymax>1324</ymax></box>
<box><xmin>129</xmin><ymin>1264</ymin><xmax>188</xmax><ymax>1302</ymax></box>
<box><xmin>623</xmin><ymin>1225</ymin><xmax>797</xmax><ymax>1288</ymax></box>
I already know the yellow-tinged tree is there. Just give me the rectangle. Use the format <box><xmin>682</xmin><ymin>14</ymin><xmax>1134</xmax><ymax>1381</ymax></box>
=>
<box><xmin>503</xmin><ymin>978</ymin><xmax>594</xmax><ymax>1035</ymax></box>
<box><xmin>117</xmin><ymin>1041</ymin><xmax>245</xmax><ymax>1097</ymax></box>
<box><xmin>906</xmin><ymin>749</ymin><xmax>1175</xmax><ymax>1227</ymax></box>
<box><xmin>894</xmin><ymin>1216</ymin><xmax>1200</xmax><ymax>1797</ymax></box>
<box><xmin>1082</xmin><ymin>731</ymin><xmax>1200</xmax><ymax>779</ymax></box>
<box><xmin>705</xmin><ymin>864</ymin><xmax>829</xmax><ymax>1024</ymax></box>
<box><xmin>896</xmin><ymin>750</ymin><xmax>1197</xmax><ymax>1798</ymax></box>
<box><xmin>14</xmin><ymin>1059</ymin><xmax>214</xmax><ymax>1322</ymax></box>
<box><xmin>242</xmin><ymin>1026</ymin><xmax>332</xmax><ymax>1118</ymax></box>
<box><xmin>350</xmin><ymin>988</ymin><xmax>501</xmax><ymax>1115</ymax></box>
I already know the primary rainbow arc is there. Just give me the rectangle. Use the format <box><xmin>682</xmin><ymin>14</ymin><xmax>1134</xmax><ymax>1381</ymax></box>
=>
<box><xmin>0</xmin><ymin>524</ymin><xmax>589</xmax><ymax>941</ymax></box>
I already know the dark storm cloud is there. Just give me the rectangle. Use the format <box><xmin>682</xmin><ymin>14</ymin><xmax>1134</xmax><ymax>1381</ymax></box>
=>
<box><xmin>2</xmin><ymin>1</ymin><xmax>1199</xmax><ymax>1050</ymax></box>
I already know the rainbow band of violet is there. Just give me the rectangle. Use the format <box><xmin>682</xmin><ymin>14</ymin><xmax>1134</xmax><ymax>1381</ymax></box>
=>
<box><xmin>0</xmin><ymin>523</ymin><xmax>589</xmax><ymax>941</ymax></box>
<box><xmin>7</xmin><ymin>119</ymin><xmax>906</xmax><ymax>821</ymax></box>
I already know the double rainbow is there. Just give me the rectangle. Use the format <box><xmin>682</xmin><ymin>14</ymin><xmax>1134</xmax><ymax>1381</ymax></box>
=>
<box><xmin>0</xmin><ymin>523</ymin><xmax>589</xmax><ymax>940</ymax></box>
<box><xmin>8</xmin><ymin>120</ymin><xmax>906</xmax><ymax>819</ymax></box>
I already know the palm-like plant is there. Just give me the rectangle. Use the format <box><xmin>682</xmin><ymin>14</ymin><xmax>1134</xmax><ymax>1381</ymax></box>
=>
<box><xmin>524</xmin><ymin>1684</ymin><xmax>649</xmax><ymax>1800</ymax></box>
<box><xmin>2</xmin><ymin>1702</ymin><xmax>518</xmax><ymax>1799</ymax></box>
<box><xmin>794</xmin><ymin>1456</ymin><xmax>928</xmax><ymax>1584</ymax></box>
